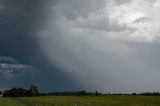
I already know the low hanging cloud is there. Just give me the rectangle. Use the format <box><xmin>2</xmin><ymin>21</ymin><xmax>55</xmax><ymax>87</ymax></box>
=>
<box><xmin>0</xmin><ymin>56</ymin><xmax>34</xmax><ymax>79</ymax></box>
<box><xmin>0</xmin><ymin>63</ymin><xmax>29</xmax><ymax>74</ymax></box>
<box><xmin>35</xmin><ymin>0</ymin><xmax>160</xmax><ymax>93</ymax></box>
<box><xmin>0</xmin><ymin>56</ymin><xmax>18</xmax><ymax>63</ymax></box>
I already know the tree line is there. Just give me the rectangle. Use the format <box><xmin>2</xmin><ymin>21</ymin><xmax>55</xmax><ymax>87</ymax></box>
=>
<box><xmin>1</xmin><ymin>85</ymin><xmax>39</xmax><ymax>97</ymax></box>
<box><xmin>40</xmin><ymin>90</ymin><xmax>101</xmax><ymax>96</ymax></box>
<box><xmin>2</xmin><ymin>85</ymin><xmax>160</xmax><ymax>97</ymax></box>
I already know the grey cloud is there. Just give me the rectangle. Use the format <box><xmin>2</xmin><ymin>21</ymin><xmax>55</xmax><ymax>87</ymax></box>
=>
<box><xmin>0</xmin><ymin>56</ymin><xmax>34</xmax><ymax>76</ymax></box>
<box><xmin>54</xmin><ymin>0</ymin><xmax>106</xmax><ymax>20</ymax></box>
<box><xmin>133</xmin><ymin>17</ymin><xmax>152</xmax><ymax>23</ymax></box>
<box><xmin>0</xmin><ymin>63</ymin><xmax>31</xmax><ymax>74</ymax></box>
<box><xmin>76</xmin><ymin>16</ymin><xmax>132</xmax><ymax>32</ymax></box>
<box><xmin>1</xmin><ymin>0</ymin><xmax>160</xmax><ymax>93</ymax></box>
<box><xmin>146</xmin><ymin>0</ymin><xmax>157</xmax><ymax>7</ymax></box>
<box><xmin>0</xmin><ymin>56</ymin><xmax>18</xmax><ymax>63</ymax></box>
<box><xmin>113</xmin><ymin>0</ymin><xmax>132</xmax><ymax>5</ymax></box>
<box><xmin>36</xmin><ymin>0</ymin><xmax>160</xmax><ymax>93</ymax></box>
<box><xmin>51</xmin><ymin>0</ymin><xmax>134</xmax><ymax>34</ymax></box>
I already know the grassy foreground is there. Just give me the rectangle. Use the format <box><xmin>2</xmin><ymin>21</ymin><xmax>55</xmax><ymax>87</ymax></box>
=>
<box><xmin>15</xmin><ymin>96</ymin><xmax>160</xmax><ymax>106</ymax></box>
<box><xmin>0</xmin><ymin>97</ymin><xmax>27</xmax><ymax>106</ymax></box>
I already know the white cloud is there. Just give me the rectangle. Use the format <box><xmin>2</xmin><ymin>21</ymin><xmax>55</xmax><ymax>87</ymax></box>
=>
<box><xmin>106</xmin><ymin>0</ymin><xmax>160</xmax><ymax>42</ymax></box>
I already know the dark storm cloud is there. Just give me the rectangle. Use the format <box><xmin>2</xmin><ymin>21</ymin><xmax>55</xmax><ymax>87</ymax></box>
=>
<box><xmin>0</xmin><ymin>0</ymin><xmax>78</xmax><ymax>91</ymax></box>
<box><xmin>0</xmin><ymin>0</ymin><xmax>46</xmax><ymax>59</ymax></box>
<box><xmin>1</xmin><ymin>0</ymin><xmax>160</xmax><ymax>93</ymax></box>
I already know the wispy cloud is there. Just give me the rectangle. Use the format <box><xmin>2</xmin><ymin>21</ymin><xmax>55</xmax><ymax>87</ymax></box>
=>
<box><xmin>0</xmin><ymin>56</ymin><xmax>33</xmax><ymax>75</ymax></box>
<box><xmin>0</xmin><ymin>56</ymin><xmax>18</xmax><ymax>63</ymax></box>
<box><xmin>0</xmin><ymin>63</ymin><xmax>30</xmax><ymax>74</ymax></box>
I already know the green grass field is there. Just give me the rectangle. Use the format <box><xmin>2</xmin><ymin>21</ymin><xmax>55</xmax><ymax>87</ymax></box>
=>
<box><xmin>14</xmin><ymin>96</ymin><xmax>160</xmax><ymax>106</ymax></box>
<box><xmin>1</xmin><ymin>96</ymin><xmax>160</xmax><ymax>106</ymax></box>
<box><xmin>0</xmin><ymin>97</ymin><xmax>27</xmax><ymax>106</ymax></box>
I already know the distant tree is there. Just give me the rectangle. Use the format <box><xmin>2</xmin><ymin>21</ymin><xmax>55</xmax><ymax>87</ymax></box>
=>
<box><xmin>28</xmin><ymin>85</ymin><xmax>39</xmax><ymax>96</ymax></box>
<box><xmin>3</xmin><ymin>87</ymin><xmax>26</xmax><ymax>97</ymax></box>
<box><xmin>132</xmin><ymin>93</ymin><xmax>137</xmax><ymax>96</ymax></box>
<box><xmin>2</xmin><ymin>85</ymin><xmax>39</xmax><ymax>97</ymax></box>
<box><xmin>78</xmin><ymin>90</ymin><xmax>86</xmax><ymax>96</ymax></box>
<box><xmin>95</xmin><ymin>91</ymin><xmax>99</xmax><ymax>96</ymax></box>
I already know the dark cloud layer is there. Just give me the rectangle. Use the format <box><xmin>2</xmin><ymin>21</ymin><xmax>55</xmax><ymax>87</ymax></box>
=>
<box><xmin>1</xmin><ymin>0</ymin><xmax>160</xmax><ymax>93</ymax></box>
<box><xmin>0</xmin><ymin>0</ymin><xmax>78</xmax><ymax>92</ymax></box>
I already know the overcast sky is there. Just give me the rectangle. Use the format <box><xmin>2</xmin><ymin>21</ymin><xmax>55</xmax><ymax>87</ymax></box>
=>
<box><xmin>1</xmin><ymin>0</ymin><xmax>160</xmax><ymax>93</ymax></box>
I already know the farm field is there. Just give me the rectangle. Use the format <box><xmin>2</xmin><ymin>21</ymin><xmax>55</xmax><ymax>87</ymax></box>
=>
<box><xmin>14</xmin><ymin>96</ymin><xmax>160</xmax><ymax>106</ymax></box>
<box><xmin>0</xmin><ymin>97</ymin><xmax>27</xmax><ymax>106</ymax></box>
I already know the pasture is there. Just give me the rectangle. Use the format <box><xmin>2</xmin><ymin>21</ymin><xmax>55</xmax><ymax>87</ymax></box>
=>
<box><xmin>1</xmin><ymin>96</ymin><xmax>160</xmax><ymax>106</ymax></box>
<box><xmin>15</xmin><ymin>96</ymin><xmax>160</xmax><ymax>106</ymax></box>
<box><xmin>0</xmin><ymin>97</ymin><xmax>27</xmax><ymax>106</ymax></box>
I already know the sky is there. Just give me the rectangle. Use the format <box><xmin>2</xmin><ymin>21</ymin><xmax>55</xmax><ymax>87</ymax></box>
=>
<box><xmin>1</xmin><ymin>0</ymin><xmax>160</xmax><ymax>93</ymax></box>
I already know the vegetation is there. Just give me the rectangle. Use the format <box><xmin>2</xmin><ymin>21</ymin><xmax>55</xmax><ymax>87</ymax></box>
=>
<box><xmin>2</xmin><ymin>85</ymin><xmax>160</xmax><ymax>97</ymax></box>
<box><xmin>16</xmin><ymin>96</ymin><xmax>160</xmax><ymax>106</ymax></box>
<box><xmin>2</xmin><ymin>85</ymin><xmax>160</xmax><ymax>106</ymax></box>
<box><xmin>2</xmin><ymin>85</ymin><xmax>39</xmax><ymax>97</ymax></box>
<box><xmin>0</xmin><ymin>98</ymin><xmax>27</xmax><ymax>106</ymax></box>
<box><xmin>1</xmin><ymin>95</ymin><xmax>160</xmax><ymax>106</ymax></box>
